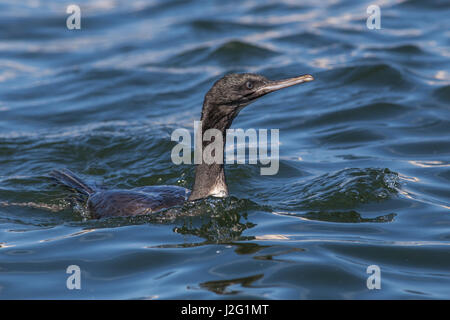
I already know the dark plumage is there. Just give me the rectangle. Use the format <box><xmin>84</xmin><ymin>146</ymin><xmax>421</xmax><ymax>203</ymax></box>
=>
<box><xmin>50</xmin><ymin>72</ymin><xmax>313</xmax><ymax>218</ymax></box>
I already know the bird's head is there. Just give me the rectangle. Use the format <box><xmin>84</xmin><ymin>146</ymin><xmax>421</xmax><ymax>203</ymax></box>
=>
<box><xmin>201</xmin><ymin>72</ymin><xmax>314</xmax><ymax>130</ymax></box>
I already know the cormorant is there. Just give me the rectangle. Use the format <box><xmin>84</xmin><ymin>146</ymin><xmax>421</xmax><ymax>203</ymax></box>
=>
<box><xmin>50</xmin><ymin>73</ymin><xmax>314</xmax><ymax>218</ymax></box>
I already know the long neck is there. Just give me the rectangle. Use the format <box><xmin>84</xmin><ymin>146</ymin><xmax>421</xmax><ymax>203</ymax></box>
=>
<box><xmin>188</xmin><ymin>101</ymin><xmax>239</xmax><ymax>201</ymax></box>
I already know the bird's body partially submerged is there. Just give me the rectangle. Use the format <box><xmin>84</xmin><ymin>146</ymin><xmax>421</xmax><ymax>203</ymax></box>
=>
<box><xmin>87</xmin><ymin>186</ymin><xmax>189</xmax><ymax>218</ymax></box>
<box><xmin>50</xmin><ymin>169</ymin><xmax>190</xmax><ymax>218</ymax></box>
<box><xmin>51</xmin><ymin>73</ymin><xmax>313</xmax><ymax>218</ymax></box>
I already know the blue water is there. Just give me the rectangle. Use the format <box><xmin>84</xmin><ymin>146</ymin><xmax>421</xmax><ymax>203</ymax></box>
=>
<box><xmin>0</xmin><ymin>0</ymin><xmax>449</xmax><ymax>299</ymax></box>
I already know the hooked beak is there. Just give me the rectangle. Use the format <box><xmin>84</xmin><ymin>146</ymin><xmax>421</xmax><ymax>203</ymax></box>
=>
<box><xmin>256</xmin><ymin>74</ymin><xmax>314</xmax><ymax>96</ymax></box>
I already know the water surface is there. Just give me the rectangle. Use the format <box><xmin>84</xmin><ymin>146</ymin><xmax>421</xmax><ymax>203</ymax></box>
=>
<box><xmin>0</xmin><ymin>0</ymin><xmax>449</xmax><ymax>299</ymax></box>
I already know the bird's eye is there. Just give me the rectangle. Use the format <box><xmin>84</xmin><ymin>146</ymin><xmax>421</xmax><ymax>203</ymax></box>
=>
<box><xmin>246</xmin><ymin>81</ymin><xmax>253</xmax><ymax>89</ymax></box>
